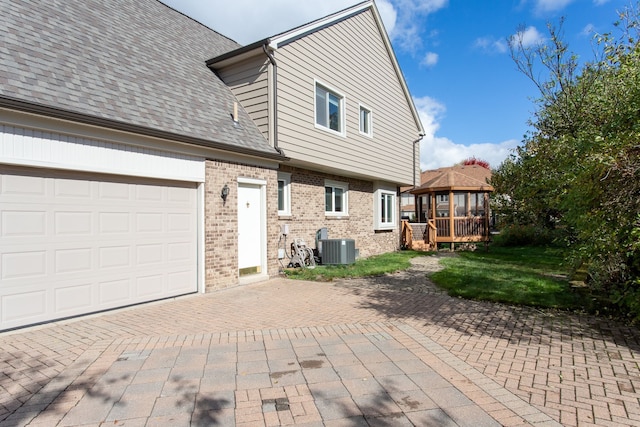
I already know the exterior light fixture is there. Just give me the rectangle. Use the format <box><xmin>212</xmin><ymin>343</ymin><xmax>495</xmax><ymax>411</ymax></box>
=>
<box><xmin>221</xmin><ymin>184</ymin><xmax>230</xmax><ymax>205</ymax></box>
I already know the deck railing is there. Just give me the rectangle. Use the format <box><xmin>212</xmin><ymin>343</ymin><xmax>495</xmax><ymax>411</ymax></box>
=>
<box><xmin>454</xmin><ymin>217</ymin><xmax>487</xmax><ymax>237</ymax></box>
<box><xmin>401</xmin><ymin>220</ymin><xmax>437</xmax><ymax>250</ymax></box>
<box><xmin>428</xmin><ymin>217</ymin><xmax>487</xmax><ymax>240</ymax></box>
<box><xmin>435</xmin><ymin>218</ymin><xmax>449</xmax><ymax>237</ymax></box>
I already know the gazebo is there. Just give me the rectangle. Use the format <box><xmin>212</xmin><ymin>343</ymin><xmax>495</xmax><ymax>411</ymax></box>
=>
<box><xmin>407</xmin><ymin>165</ymin><xmax>493</xmax><ymax>250</ymax></box>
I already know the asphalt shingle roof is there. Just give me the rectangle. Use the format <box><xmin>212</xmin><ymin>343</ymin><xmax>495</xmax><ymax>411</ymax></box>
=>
<box><xmin>413</xmin><ymin>165</ymin><xmax>494</xmax><ymax>193</ymax></box>
<box><xmin>1</xmin><ymin>0</ymin><xmax>280</xmax><ymax>157</ymax></box>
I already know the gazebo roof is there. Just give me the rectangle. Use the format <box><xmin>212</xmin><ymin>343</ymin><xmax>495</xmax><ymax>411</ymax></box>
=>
<box><xmin>411</xmin><ymin>165</ymin><xmax>493</xmax><ymax>194</ymax></box>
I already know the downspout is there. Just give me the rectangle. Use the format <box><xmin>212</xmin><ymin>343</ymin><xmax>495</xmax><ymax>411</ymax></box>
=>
<box><xmin>413</xmin><ymin>133</ymin><xmax>425</xmax><ymax>188</ymax></box>
<box><xmin>262</xmin><ymin>43</ymin><xmax>284</xmax><ymax>156</ymax></box>
<box><xmin>412</xmin><ymin>133</ymin><xmax>425</xmax><ymax>222</ymax></box>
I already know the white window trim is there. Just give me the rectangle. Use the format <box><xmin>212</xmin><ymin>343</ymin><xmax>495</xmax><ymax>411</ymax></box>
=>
<box><xmin>359</xmin><ymin>103</ymin><xmax>373</xmax><ymax>138</ymax></box>
<box><xmin>277</xmin><ymin>172</ymin><xmax>291</xmax><ymax>216</ymax></box>
<box><xmin>314</xmin><ymin>79</ymin><xmax>346</xmax><ymax>137</ymax></box>
<box><xmin>325</xmin><ymin>179</ymin><xmax>349</xmax><ymax>217</ymax></box>
<box><xmin>374</xmin><ymin>188</ymin><xmax>397</xmax><ymax>230</ymax></box>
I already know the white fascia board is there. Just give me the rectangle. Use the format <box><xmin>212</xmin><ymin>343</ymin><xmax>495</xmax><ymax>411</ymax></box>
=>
<box><xmin>269</xmin><ymin>1</ymin><xmax>372</xmax><ymax>49</ymax></box>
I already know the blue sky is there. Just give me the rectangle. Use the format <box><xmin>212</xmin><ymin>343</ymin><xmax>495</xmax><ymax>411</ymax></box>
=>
<box><xmin>161</xmin><ymin>0</ymin><xmax>629</xmax><ymax>170</ymax></box>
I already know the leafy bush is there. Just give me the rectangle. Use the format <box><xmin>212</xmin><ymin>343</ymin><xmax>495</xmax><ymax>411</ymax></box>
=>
<box><xmin>490</xmin><ymin>9</ymin><xmax>640</xmax><ymax>320</ymax></box>
<box><xmin>492</xmin><ymin>224</ymin><xmax>556</xmax><ymax>247</ymax></box>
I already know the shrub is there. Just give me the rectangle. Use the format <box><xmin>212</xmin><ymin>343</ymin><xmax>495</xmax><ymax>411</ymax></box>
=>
<box><xmin>492</xmin><ymin>224</ymin><xmax>556</xmax><ymax>247</ymax></box>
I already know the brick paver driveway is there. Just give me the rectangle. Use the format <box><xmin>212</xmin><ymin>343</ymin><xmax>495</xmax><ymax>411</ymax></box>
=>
<box><xmin>1</xmin><ymin>255</ymin><xmax>639</xmax><ymax>426</ymax></box>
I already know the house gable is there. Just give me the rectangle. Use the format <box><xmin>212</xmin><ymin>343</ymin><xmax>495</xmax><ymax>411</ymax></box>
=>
<box><xmin>208</xmin><ymin>1</ymin><xmax>424</xmax><ymax>186</ymax></box>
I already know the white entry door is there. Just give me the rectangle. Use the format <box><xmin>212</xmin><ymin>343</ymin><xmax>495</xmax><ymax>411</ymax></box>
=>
<box><xmin>237</xmin><ymin>182</ymin><xmax>263</xmax><ymax>276</ymax></box>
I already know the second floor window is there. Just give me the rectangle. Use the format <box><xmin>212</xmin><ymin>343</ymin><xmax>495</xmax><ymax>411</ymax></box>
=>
<box><xmin>315</xmin><ymin>82</ymin><xmax>344</xmax><ymax>134</ymax></box>
<box><xmin>359</xmin><ymin>105</ymin><xmax>372</xmax><ymax>136</ymax></box>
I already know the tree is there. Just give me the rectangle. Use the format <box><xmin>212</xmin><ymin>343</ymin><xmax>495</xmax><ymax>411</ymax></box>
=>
<box><xmin>460</xmin><ymin>156</ymin><xmax>491</xmax><ymax>169</ymax></box>
<box><xmin>492</xmin><ymin>5</ymin><xmax>640</xmax><ymax>319</ymax></box>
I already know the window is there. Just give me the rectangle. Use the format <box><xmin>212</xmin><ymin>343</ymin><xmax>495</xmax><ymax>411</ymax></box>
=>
<box><xmin>277</xmin><ymin>172</ymin><xmax>291</xmax><ymax>216</ymax></box>
<box><xmin>325</xmin><ymin>180</ymin><xmax>348</xmax><ymax>215</ymax></box>
<box><xmin>359</xmin><ymin>105</ymin><xmax>372</xmax><ymax>136</ymax></box>
<box><xmin>454</xmin><ymin>192</ymin><xmax>468</xmax><ymax>217</ymax></box>
<box><xmin>315</xmin><ymin>82</ymin><xmax>344</xmax><ymax>134</ymax></box>
<box><xmin>380</xmin><ymin>192</ymin><xmax>394</xmax><ymax>224</ymax></box>
<box><xmin>436</xmin><ymin>193</ymin><xmax>449</xmax><ymax>217</ymax></box>
<box><xmin>374</xmin><ymin>188</ymin><xmax>397</xmax><ymax>230</ymax></box>
<box><xmin>471</xmin><ymin>193</ymin><xmax>486</xmax><ymax>216</ymax></box>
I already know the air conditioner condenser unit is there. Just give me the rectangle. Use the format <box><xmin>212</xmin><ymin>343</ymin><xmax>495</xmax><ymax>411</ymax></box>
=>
<box><xmin>318</xmin><ymin>239</ymin><xmax>356</xmax><ymax>265</ymax></box>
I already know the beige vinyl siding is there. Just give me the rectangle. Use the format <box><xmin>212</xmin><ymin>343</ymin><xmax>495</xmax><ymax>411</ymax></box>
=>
<box><xmin>217</xmin><ymin>57</ymin><xmax>270</xmax><ymax>140</ymax></box>
<box><xmin>275</xmin><ymin>10</ymin><xmax>419</xmax><ymax>185</ymax></box>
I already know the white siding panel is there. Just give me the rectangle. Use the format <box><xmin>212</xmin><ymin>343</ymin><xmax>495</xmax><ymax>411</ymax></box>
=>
<box><xmin>275</xmin><ymin>10</ymin><xmax>419</xmax><ymax>184</ymax></box>
<box><xmin>0</xmin><ymin>125</ymin><xmax>205</xmax><ymax>182</ymax></box>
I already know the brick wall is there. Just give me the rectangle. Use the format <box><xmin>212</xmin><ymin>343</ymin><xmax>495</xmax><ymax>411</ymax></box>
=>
<box><xmin>204</xmin><ymin>159</ymin><xmax>278</xmax><ymax>292</ymax></box>
<box><xmin>277</xmin><ymin>166</ymin><xmax>400</xmax><ymax>262</ymax></box>
<box><xmin>204</xmin><ymin>161</ymin><xmax>400</xmax><ymax>292</ymax></box>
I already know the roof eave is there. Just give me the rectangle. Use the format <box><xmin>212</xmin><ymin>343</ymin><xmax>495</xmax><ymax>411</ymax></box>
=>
<box><xmin>206</xmin><ymin>38</ymin><xmax>270</xmax><ymax>69</ymax></box>
<box><xmin>411</xmin><ymin>185</ymin><xmax>494</xmax><ymax>194</ymax></box>
<box><xmin>0</xmin><ymin>96</ymin><xmax>287</xmax><ymax>162</ymax></box>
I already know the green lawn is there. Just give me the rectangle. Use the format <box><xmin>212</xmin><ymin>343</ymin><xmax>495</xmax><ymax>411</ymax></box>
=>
<box><xmin>283</xmin><ymin>250</ymin><xmax>426</xmax><ymax>281</ymax></box>
<box><xmin>284</xmin><ymin>246</ymin><xmax>591</xmax><ymax>312</ymax></box>
<box><xmin>430</xmin><ymin>246</ymin><xmax>589</xmax><ymax>310</ymax></box>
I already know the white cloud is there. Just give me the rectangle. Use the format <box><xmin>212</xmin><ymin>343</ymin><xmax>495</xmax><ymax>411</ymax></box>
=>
<box><xmin>581</xmin><ymin>23</ymin><xmax>596</xmax><ymax>37</ymax></box>
<box><xmin>413</xmin><ymin>95</ymin><xmax>518</xmax><ymax>170</ymax></box>
<box><xmin>386</xmin><ymin>0</ymin><xmax>449</xmax><ymax>52</ymax></box>
<box><xmin>162</xmin><ymin>0</ymin><xmax>447</xmax><ymax>49</ymax></box>
<box><xmin>473</xmin><ymin>36</ymin><xmax>508</xmax><ymax>54</ymax></box>
<box><xmin>534</xmin><ymin>0</ymin><xmax>574</xmax><ymax>13</ymax></box>
<box><xmin>376</xmin><ymin>0</ymin><xmax>397</xmax><ymax>35</ymax></box>
<box><xmin>420</xmin><ymin>52</ymin><xmax>439</xmax><ymax>67</ymax></box>
<box><xmin>413</xmin><ymin>95</ymin><xmax>446</xmax><ymax>139</ymax></box>
<box><xmin>593</xmin><ymin>0</ymin><xmax>610</xmax><ymax>4</ymax></box>
<box><xmin>511</xmin><ymin>26</ymin><xmax>545</xmax><ymax>48</ymax></box>
<box><xmin>162</xmin><ymin>0</ymin><xmax>359</xmax><ymax>45</ymax></box>
<box><xmin>420</xmin><ymin>138</ymin><xmax>519</xmax><ymax>170</ymax></box>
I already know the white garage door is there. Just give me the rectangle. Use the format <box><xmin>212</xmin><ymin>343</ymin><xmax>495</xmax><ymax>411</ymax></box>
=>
<box><xmin>0</xmin><ymin>166</ymin><xmax>198</xmax><ymax>331</ymax></box>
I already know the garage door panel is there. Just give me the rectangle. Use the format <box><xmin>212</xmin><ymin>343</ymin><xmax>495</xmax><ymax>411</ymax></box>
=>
<box><xmin>167</xmin><ymin>270</ymin><xmax>195</xmax><ymax>292</ymax></box>
<box><xmin>98</xmin><ymin>278</ymin><xmax>131</xmax><ymax>305</ymax></box>
<box><xmin>2</xmin><ymin>290</ymin><xmax>46</xmax><ymax>323</ymax></box>
<box><xmin>2</xmin><ymin>210</ymin><xmax>47</xmax><ymax>237</ymax></box>
<box><xmin>99</xmin><ymin>246</ymin><xmax>131</xmax><ymax>269</ymax></box>
<box><xmin>2</xmin><ymin>250</ymin><xmax>47</xmax><ymax>280</ymax></box>
<box><xmin>54</xmin><ymin>284</ymin><xmax>93</xmax><ymax>313</ymax></box>
<box><xmin>168</xmin><ymin>186</ymin><xmax>193</xmax><ymax>202</ymax></box>
<box><xmin>55</xmin><ymin>248</ymin><xmax>93</xmax><ymax>273</ymax></box>
<box><xmin>54</xmin><ymin>179</ymin><xmax>91</xmax><ymax>198</ymax></box>
<box><xmin>99</xmin><ymin>181</ymin><xmax>130</xmax><ymax>200</ymax></box>
<box><xmin>136</xmin><ymin>275</ymin><xmax>164</xmax><ymax>298</ymax></box>
<box><xmin>0</xmin><ymin>166</ymin><xmax>198</xmax><ymax>331</ymax></box>
<box><xmin>168</xmin><ymin>213</ymin><xmax>193</xmax><ymax>232</ymax></box>
<box><xmin>136</xmin><ymin>185</ymin><xmax>163</xmax><ymax>201</ymax></box>
<box><xmin>168</xmin><ymin>242</ymin><xmax>193</xmax><ymax>262</ymax></box>
<box><xmin>135</xmin><ymin>213</ymin><xmax>164</xmax><ymax>233</ymax></box>
<box><xmin>1</xmin><ymin>173</ymin><xmax>45</xmax><ymax>195</ymax></box>
<box><xmin>55</xmin><ymin>211</ymin><xmax>93</xmax><ymax>236</ymax></box>
<box><xmin>99</xmin><ymin>212</ymin><xmax>131</xmax><ymax>233</ymax></box>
